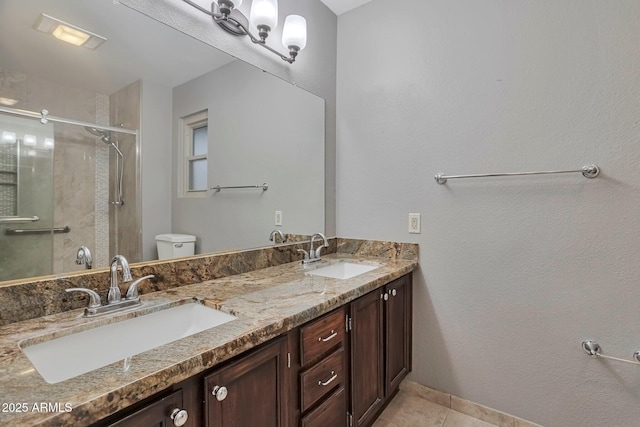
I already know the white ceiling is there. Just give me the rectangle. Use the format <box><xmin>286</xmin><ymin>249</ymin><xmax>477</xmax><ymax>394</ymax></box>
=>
<box><xmin>0</xmin><ymin>0</ymin><xmax>235</xmax><ymax>95</ymax></box>
<box><xmin>319</xmin><ymin>0</ymin><xmax>373</xmax><ymax>16</ymax></box>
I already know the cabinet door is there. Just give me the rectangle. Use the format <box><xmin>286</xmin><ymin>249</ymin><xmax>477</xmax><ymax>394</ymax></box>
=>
<box><xmin>385</xmin><ymin>275</ymin><xmax>412</xmax><ymax>394</ymax></box>
<box><xmin>204</xmin><ymin>336</ymin><xmax>288</xmax><ymax>427</ymax></box>
<box><xmin>108</xmin><ymin>390</ymin><xmax>185</xmax><ymax>427</ymax></box>
<box><xmin>350</xmin><ymin>289</ymin><xmax>384</xmax><ymax>427</ymax></box>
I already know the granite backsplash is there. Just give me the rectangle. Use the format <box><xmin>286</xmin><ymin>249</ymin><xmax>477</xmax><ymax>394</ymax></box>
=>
<box><xmin>0</xmin><ymin>238</ymin><xmax>418</xmax><ymax>326</ymax></box>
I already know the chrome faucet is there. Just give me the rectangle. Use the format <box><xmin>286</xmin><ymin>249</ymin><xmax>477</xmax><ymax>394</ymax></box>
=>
<box><xmin>269</xmin><ymin>229</ymin><xmax>285</xmax><ymax>244</ymax></box>
<box><xmin>109</xmin><ymin>255</ymin><xmax>132</xmax><ymax>304</ymax></box>
<box><xmin>66</xmin><ymin>254</ymin><xmax>154</xmax><ymax>317</ymax></box>
<box><xmin>75</xmin><ymin>246</ymin><xmax>93</xmax><ymax>269</ymax></box>
<box><xmin>298</xmin><ymin>232</ymin><xmax>329</xmax><ymax>264</ymax></box>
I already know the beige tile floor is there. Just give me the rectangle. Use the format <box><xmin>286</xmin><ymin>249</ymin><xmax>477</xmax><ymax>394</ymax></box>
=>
<box><xmin>373</xmin><ymin>389</ymin><xmax>498</xmax><ymax>427</ymax></box>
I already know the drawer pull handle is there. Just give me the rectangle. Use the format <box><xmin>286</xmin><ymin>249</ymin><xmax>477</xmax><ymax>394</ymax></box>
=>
<box><xmin>318</xmin><ymin>330</ymin><xmax>337</xmax><ymax>342</ymax></box>
<box><xmin>318</xmin><ymin>371</ymin><xmax>337</xmax><ymax>386</ymax></box>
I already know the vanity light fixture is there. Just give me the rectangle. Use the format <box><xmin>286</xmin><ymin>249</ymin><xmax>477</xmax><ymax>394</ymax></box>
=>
<box><xmin>182</xmin><ymin>0</ymin><xmax>307</xmax><ymax>63</ymax></box>
<box><xmin>34</xmin><ymin>13</ymin><xmax>106</xmax><ymax>50</ymax></box>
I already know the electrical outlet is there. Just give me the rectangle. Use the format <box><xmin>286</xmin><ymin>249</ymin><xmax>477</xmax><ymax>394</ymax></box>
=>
<box><xmin>275</xmin><ymin>210</ymin><xmax>282</xmax><ymax>226</ymax></box>
<box><xmin>408</xmin><ymin>213</ymin><xmax>421</xmax><ymax>234</ymax></box>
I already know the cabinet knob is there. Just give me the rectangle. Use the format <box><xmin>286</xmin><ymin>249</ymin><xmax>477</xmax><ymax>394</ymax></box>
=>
<box><xmin>170</xmin><ymin>408</ymin><xmax>189</xmax><ymax>427</ymax></box>
<box><xmin>212</xmin><ymin>385</ymin><xmax>228</xmax><ymax>401</ymax></box>
<box><xmin>391</xmin><ymin>289</ymin><xmax>397</xmax><ymax>297</ymax></box>
<box><xmin>383</xmin><ymin>292</ymin><xmax>389</xmax><ymax>301</ymax></box>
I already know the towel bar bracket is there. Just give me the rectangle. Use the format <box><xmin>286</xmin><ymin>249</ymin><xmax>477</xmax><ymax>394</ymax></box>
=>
<box><xmin>582</xmin><ymin>340</ymin><xmax>640</xmax><ymax>366</ymax></box>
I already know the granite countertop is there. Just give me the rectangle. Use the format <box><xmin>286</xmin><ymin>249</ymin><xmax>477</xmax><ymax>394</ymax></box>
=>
<box><xmin>0</xmin><ymin>253</ymin><xmax>417</xmax><ymax>426</ymax></box>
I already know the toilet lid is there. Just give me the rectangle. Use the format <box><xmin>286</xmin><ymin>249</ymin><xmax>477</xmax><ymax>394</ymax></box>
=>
<box><xmin>155</xmin><ymin>233</ymin><xmax>196</xmax><ymax>243</ymax></box>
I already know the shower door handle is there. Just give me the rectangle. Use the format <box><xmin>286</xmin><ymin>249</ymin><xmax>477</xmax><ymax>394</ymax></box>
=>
<box><xmin>0</xmin><ymin>216</ymin><xmax>39</xmax><ymax>224</ymax></box>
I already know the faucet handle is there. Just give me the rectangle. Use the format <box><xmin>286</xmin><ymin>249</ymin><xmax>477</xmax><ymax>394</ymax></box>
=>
<box><xmin>314</xmin><ymin>246</ymin><xmax>325</xmax><ymax>259</ymax></box>
<box><xmin>66</xmin><ymin>288</ymin><xmax>102</xmax><ymax>308</ymax></box>
<box><xmin>297</xmin><ymin>249</ymin><xmax>310</xmax><ymax>261</ymax></box>
<box><xmin>310</xmin><ymin>232</ymin><xmax>329</xmax><ymax>260</ymax></box>
<box><xmin>126</xmin><ymin>275</ymin><xmax>155</xmax><ymax>300</ymax></box>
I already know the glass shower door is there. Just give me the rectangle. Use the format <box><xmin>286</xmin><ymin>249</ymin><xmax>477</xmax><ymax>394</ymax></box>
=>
<box><xmin>0</xmin><ymin>114</ymin><xmax>54</xmax><ymax>282</ymax></box>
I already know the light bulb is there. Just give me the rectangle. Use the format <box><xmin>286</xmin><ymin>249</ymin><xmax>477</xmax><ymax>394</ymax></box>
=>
<box><xmin>282</xmin><ymin>15</ymin><xmax>307</xmax><ymax>57</ymax></box>
<box><xmin>250</xmin><ymin>0</ymin><xmax>278</xmax><ymax>40</ymax></box>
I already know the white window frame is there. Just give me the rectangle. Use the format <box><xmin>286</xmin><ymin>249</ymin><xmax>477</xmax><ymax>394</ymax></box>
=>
<box><xmin>179</xmin><ymin>110</ymin><xmax>208</xmax><ymax>198</ymax></box>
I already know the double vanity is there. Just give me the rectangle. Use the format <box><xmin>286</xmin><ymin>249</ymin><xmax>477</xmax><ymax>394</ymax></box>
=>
<box><xmin>0</xmin><ymin>238</ymin><xmax>418</xmax><ymax>427</ymax></box>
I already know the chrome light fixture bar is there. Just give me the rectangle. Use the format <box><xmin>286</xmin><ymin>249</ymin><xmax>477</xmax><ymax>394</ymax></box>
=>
<box><xmin>182</xmin><ymin>0</ymin><xmax>307</xmax><ymax>63</ymax></box>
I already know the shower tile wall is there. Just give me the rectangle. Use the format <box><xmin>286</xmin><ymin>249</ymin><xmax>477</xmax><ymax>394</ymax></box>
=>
<box><xmin>0</xmin><ymin>67</ymin><xmax>110</xmax><ymax>279</ymax></box>
<box><xmin>95</xmin><ymin>94</ymin><xmax>110</xmax><ymax>269</ymax></box>
<box><xmin>0</xmin><ymin>69</ymin><xmax>24</xmax><ymax>218</ymax></box>
<box><xmin>0</xmin><ymin>145</ymin><xmax>17</xmax><ymax>216</ymax></box>
<box><xmin>24</xmin><ymin>73</ymin><xmax>100</xmax><ymax>275</ymax></box>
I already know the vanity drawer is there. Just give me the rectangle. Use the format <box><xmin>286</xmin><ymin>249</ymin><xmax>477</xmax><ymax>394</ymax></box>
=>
<box><xmin>300</xmin><ymin>307</ymin><xmax>345</xmax><ymax>365</ymax></box>
<box><xmin>300</xmin><ymin>386</ymin><xmax>347</xmax><ymax>427</ymax></box>
<box><xmin>300</xmin><ymin>347</ymin><xmax>345</xmax><ymax>412</ymax></box>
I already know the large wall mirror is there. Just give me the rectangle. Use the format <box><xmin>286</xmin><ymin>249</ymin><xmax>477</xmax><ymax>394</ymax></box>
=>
<box><xmin>0</xmin><ymin>0</ymin><xmax>325</xmax><ymax>284</ymax></box>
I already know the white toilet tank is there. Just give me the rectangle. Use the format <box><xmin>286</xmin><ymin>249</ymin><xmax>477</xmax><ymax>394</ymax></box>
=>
<box><xmin>155</xmin><ymin>234</ymin><xmax>196</xmax><ymax>260</ymax></box>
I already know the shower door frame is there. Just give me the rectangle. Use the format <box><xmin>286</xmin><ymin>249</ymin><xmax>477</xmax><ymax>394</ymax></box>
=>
<box><xmin>0</xmin><ymin>106</ymin><xmax>138</xmax><ymax>138</ymax></box>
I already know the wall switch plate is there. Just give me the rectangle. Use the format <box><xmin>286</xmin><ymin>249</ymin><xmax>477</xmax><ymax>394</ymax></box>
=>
<box><xmin>275</xmin><ymin>211</ymin><xmax>282</xmax><ymax>226</ymax></box>
<box><xmin>408</xmin><ymin>213</ymin><xmax>421</xmax><ymax>234</ymax></box>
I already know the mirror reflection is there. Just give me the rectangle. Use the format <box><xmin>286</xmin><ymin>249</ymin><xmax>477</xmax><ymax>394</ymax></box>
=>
<box><xmin>0</xmin><ymin>0</ymin><xmax>325</xmax><ymax>284</ymax></box>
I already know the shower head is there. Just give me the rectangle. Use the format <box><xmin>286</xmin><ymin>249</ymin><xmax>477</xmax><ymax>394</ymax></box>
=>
<box><xmin>84</xmin><ymin>126</ymin><xmax>123</xmax><ymax>158</ymax></box>
<box><xmin>85</xmin><ymin>125</ymin><xmax>126</xmax><ymax>207</ymax></box>
<box><xmin>84</xmin><ymin>126</ymin><xmax>112</xmax><ymax>144</ymax></box>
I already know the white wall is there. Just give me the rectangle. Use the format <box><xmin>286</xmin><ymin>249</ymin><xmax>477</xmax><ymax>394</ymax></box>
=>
<box><xmin>140</xmin><ymin>80</ymin><xmax>173</xmax><ymax>260</ymax></box>
<box><xmin>336</xmin><ymin>1</ymin><xmax>640</xmax><ymax>426</ymax></box>
<box><xmin>172</xmin><ymin>60</ymin><xmax>324</xmax><ymax>253</ymax></box>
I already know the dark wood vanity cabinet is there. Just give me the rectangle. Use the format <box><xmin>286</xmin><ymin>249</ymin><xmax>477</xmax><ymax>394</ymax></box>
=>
<box><xmin>384</xmin><ymin>274</ymin><xmax>412</xmax><ymax>394</ymax></box>
<box><xmin>101</xmin><ymin>273</ymin><xmax>412</xmax><ymax>427</ymax></box>
<box><xmin>297</xmin><ymin>306</ymin><xmax>349</xmax><ymax>427</ymax></box>
<box><xmin>105</xmin><ymin>389</ymin><xmax>189</xmax><ymax>427</ymax></box>
<box><xmin>204</xmin><ymin>336</ymin><xmax>289</xmax><ymax>427</ymax></box>
<box><xmin>296</xmin><ymin>272</ymin><xmax>412</xmax><ymax>427</ymax></box>
<box><xmin>350</xmin><ymin>274</ymin><xmax>412</xmax><ymax>427</ymax></box>
<box><xmin>350</xmin><ymin>289</ymin><xmax>385</xmax><ymax>427</ymax></box>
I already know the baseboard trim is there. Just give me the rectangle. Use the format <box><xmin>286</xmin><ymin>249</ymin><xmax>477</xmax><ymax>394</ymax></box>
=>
<box><xmin>399</xmin><ymin>381</ymin><xmax>542</xmax><ymax>427</ymax></box>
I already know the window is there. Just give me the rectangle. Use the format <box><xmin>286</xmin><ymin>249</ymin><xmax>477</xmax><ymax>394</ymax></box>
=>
<box><xmin>180</xmin><ymin>111</ymin><xmax>208</xmax><ymax>197</ymax></box>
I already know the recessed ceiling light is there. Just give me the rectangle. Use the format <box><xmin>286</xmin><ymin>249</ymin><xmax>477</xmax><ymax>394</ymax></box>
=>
<box><xmin>52</xmin><ymin>24</ymin><xmax>91</xmax><ymax>46</ymax></box>
<box><xmin>34</xmin><ymin>13</ymin><xmax>106</xmax><ymax>49</ymax></box>
<box><xmin>0</xmin><ymin>97</ymin><xmax>19</xmax><ymax>106</ymax></box>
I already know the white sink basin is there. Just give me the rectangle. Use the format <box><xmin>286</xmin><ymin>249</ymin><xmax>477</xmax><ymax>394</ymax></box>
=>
<box><xmin>306</xmin><ymin>262</ymin><xmax>380</xmax><ymax>280</ymax></box>
<box><xmin>20</xmin><ymin>302</ymin><xmax>236</xmax><ymax>384</ymax></box>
